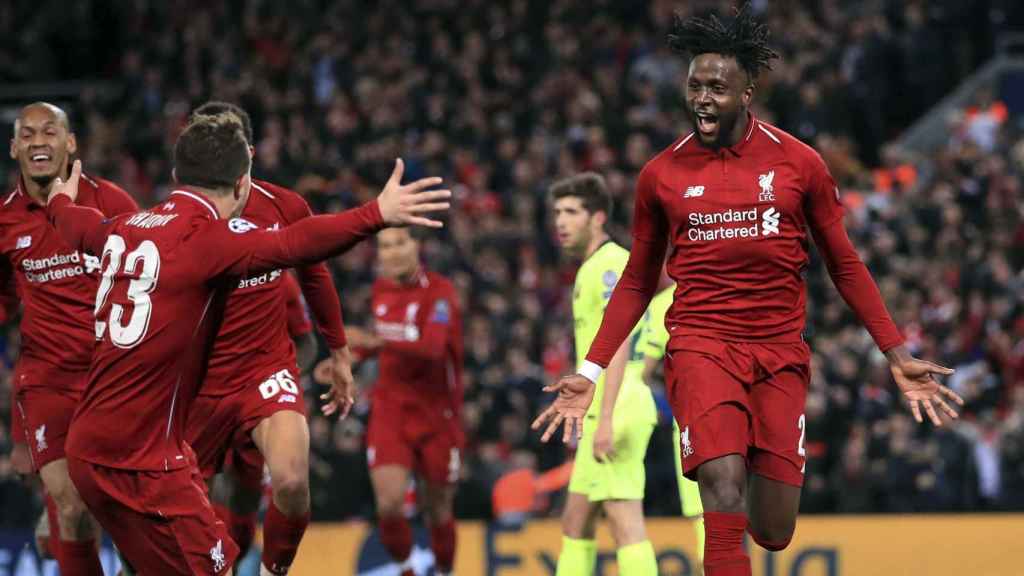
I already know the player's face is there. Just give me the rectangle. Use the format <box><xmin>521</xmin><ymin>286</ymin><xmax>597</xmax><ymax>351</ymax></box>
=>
<box><xmin>377</xmin><ymin>228</ymin><xmax>419</xmax><ymax>280</ymax></box>
<box><xmin>685</xmin><ymin>53</ymin><xmax>753</xmax><ymax>148</ymax></box>
<box><xmin>9</xmin><ymin>105</ymin><xmax>77</xmax><ymax>187</ymax></box>
<box><xmin>553</xmin><ymin>196</ymin><xmax>594</xmax><ymax>258</ymax></box>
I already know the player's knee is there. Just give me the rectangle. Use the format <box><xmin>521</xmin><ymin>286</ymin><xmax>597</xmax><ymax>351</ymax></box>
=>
<box><xmin>271</xmin><ymin>472</ymin><xmax>309</xmax><ymax>515</ymax></box>
<box><xmin>700</xmin><ymin>476</ymin><xmax>745</xmax><ymax>513</ymax></box>
<box><xmin>376</xmin><ymin>490</ymin><xmax>406</xmax><ymax>519</ymax></box>
<box><xmin>748</xmin><ymin>516</ymin><xmax>795</xmax><ymax>551</ymax></box>
<box><xmin>749</xmin><ymin>526</ymin><xmax>793</xmax><ymax>551</ymax></box>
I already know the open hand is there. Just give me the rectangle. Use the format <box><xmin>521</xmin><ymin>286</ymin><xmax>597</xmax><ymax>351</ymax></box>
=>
<box><xmin>531</xmin><ymin>374</ymin><xmax>595</xmax><ymax>443</ymax></box>
<box><xmin>319</xmin><ymin>346</ymin><xmax>356</xmax><ymax>418</ymax></box>
<box><xmin>888</xmin><ymin>350</ymin><xmax>964</xmax><ymax>426</ymax></box>
<box><xmin>377</xmin><ymin>159</ymin><xmax>451</xmax><ymax>228</ymax></box>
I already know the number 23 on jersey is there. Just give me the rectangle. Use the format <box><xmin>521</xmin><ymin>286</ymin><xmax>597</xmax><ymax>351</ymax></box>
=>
<box><xmin>94</xmin><ymin>234</ymin><xmax>161</xmax><ymax>348</ymax></box>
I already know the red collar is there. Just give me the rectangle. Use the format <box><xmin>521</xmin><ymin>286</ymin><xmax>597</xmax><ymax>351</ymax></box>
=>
<box><xmin>168</xmin><ymin>188</ymin><xmax>220</xmax><ymax>219</ymax></box>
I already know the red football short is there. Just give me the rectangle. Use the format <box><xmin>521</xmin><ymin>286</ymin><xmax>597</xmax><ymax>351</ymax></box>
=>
<box><xmin>666</xmin><ymin>335</ymin><xmax>810</xmax><ymax>487</ymax></box>
<box><xmin>67</xmin><ymin>452</ymin><xmax>239</xmax><ymax>575</ymax></box>
<box><xmin>13</xmin><ymin>361</ymin><xmax>89</xmax><ymax>471</ymax></box>
<box><xmin>366</xmin><ymin>398</ymin><xmax>465</xmax><ymax>486</ymax></box>
<box><xmin>187</xmin><ymin>364</ymin><xmax>305</xmax><ymax>484</ymax></box>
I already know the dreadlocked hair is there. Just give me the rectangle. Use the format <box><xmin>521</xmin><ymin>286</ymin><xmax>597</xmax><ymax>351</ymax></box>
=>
<box><xmin>667</xmin><ymin>2</ymin><xmax>779</xmax><ymax>79</ymax></box>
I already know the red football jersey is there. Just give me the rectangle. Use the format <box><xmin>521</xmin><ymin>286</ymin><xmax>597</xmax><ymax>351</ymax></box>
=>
<box><xmin>367</xmin><ymin>269</ymin><xmax>463</xmax><ymax>415</ymax></box>
<box><xmin>202</xmin><ymin>180</ymin><xmax>343</xmax><ymax>396</ymax></box>
<box><xmin>283</xmin><ymin>272</ymin><xmax>313</xmax><ymax>338</ymax></box>
<box><xmin>586</xmin><ymin>114</ymin><xmax>903</xmax><ymax>366</ymax></box>
<box><xmin>48</xmin><ymin>188</ymin><xmax>383</xmax><ymax>471</ymax></box>
<box><xmin>0</xmin><ymin>174</ymin><xmax>137</xmax><ymax>383</ymax></box>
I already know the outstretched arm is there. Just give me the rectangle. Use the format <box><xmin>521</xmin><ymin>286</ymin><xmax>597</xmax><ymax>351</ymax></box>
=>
<box><xmin>806</xmin><ymin>155</ymin><xmax>963</xmax><ymax>425</ymax></box>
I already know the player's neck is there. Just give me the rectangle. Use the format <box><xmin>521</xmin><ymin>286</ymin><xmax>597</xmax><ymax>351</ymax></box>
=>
<box><xmin>397</xmin><ymin>266</ymin><xmax>421</xmax><ymax>285</ymax></box>
<box><xmin>723</xmin><ymin>110</ymin><xmax>751</xmax><ymax>149</ymax></box>
<box><xmin>184</xmin><ymin>185</ymin><xmax>238</xmax><ymax>219</ymax></box>
<box><xmin>583</xmin><ymin>232</ymin><xmax>611</xmax><ymax>261</ymax></box>
<box><xmin>20</xmin><ymin>174</ymin><xmax>55</xmax><ymax>205</ymax></box>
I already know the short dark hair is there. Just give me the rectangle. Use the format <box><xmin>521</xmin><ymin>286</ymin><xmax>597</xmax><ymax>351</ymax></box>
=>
<box><xmin>191</xmin><ymin>101</ymin><xmax>253</xmax><ymax>145</ymax></box>
<box><xmin>549</xmin><ymin>172</ymin><xmax>612</xmax><ymax>220</ymax></box>
<box><xmin>668</xmin><ymin>3</ymin><xmax>779</xmax><ymax>80</ymax></box>
<box><xmin>173</xmin><ymin>112</ymin><xmax>251</xmax><ymax>191</ymax></box>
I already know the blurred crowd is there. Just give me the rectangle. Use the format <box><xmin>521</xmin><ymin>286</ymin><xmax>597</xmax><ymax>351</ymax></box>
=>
<box><xmin>1</xmin><ymin>0</ymin><xmax>1024</xmax><ymax>527</ymax></box>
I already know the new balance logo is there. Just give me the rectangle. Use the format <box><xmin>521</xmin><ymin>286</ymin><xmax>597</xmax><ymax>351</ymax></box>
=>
<box><xmin>16</xmin><ymin>235</ymin><xmax>31</xmax><ymax>249</ymax></box>
<box><xmin>683</xmin><ymin>185</ymin><xmax>705</xmax><ymax>198</ymax></box>
<box><xmin>681</xmin><ymin>426</ymin><xmax>694</xmax><ymax>458</ymax></box>
<box><xmin>35</xmin><ymin>425</ymin><xmax>47</xmax><ymax>452</ymax></box>
<box><xmin>210</xmin><ymin>539</ymin><xmax>225</xmax><ymax>572</ymax></box>
<box><xmin>761</xmin><ymin>207</ymin><xmax>780</xmax><ymax>236</ymax></box>
<box><xmin>758</xmin><ymin>170</ymin><xmax>775</xmax><ymax>202</ymax></box>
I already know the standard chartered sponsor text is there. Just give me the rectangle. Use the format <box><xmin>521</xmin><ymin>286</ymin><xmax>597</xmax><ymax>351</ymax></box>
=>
<box><xmin>22</xmin><ymin>251</ymin><xmax>100</xmax><ymax>283</ymax></box>
<box><xmin>688</xmin><ymin>208</ymin><xmax>761</xmax><ymax>242</ymax></box>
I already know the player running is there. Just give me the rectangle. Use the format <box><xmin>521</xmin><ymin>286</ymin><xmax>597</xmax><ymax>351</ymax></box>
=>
<box><xmin>183</xmin><ymin>102</ymin><xmax>354</xmax><ymax>576</ymax></box>
<box><xmin>637</xmin><ymin>275</ymin><xmax>705</xmax><ymax>567</ymax></box>
<box><xmin>534</xmin><ymin>6</ymin><xmax>964</xmax><ymax>576</ymax></box>
<box><xmin>2</xmin><ymin>102</ymin><xmax>137</xmax><ymax>575</ymax></box>
<box><xmin>548</xmin><ymin>173</ymin><xmax>658</xmax><ymax>576</ymax></box>
<box><xmin>48</xmin><ymin>112</ymin><xmax>449</xmax><ymax>575</ymax></box>
<box><xmin>337</xmin><ymin>227</ymin><xmax>463</xmax><ymax>576</ymax></box>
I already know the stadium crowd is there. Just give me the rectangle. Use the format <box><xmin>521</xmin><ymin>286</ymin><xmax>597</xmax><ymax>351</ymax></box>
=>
<box><xmin>1</xmin><ymin>0</ymin><xmax>1023</xmax><ymax>526</ymax></box>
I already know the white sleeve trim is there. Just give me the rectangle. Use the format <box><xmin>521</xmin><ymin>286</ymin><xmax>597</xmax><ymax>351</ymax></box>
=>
<box><xmin>578</xmin><ymin>360</ymin><xmax>604</xmax><ymax>384</ymax></box>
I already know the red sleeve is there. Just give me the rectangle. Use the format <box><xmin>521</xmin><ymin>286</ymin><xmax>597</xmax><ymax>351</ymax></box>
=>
<box><xmin>282</xmin><ymin>193</ymin><xmax>347</xmax><ymax>349</ymax></box>
<box><xmin>92</xmin><ymin>177</ymin><xmax>140</xmax><ymax>217</ymax></box>
<box><xmin>46</xmin><ymin>194</ymin><xmax>117</xmax><ymax>256</ymax></box>
<box><xmin>380</xmin><ymin>282</ymin><xmax>456</xmax><ymax>361</ymax></box>
<box><xmin>805</xmin><ymin>154</ymin><xmax>904</xmax><ymax>352</ymax></box>
<box><xmin>283</xmin><ymin>272</ymin><xmax>314</xmax><ymax>337</ymax></box>
<box><xmin>192</xmin><ymin>200</ymin><xmax>384</xmax><ymax>282</ymax></box>
<box><xmin>584</xmin><ymin>164</ymin><xmax>668</xmax><ymax>367</ymax></box>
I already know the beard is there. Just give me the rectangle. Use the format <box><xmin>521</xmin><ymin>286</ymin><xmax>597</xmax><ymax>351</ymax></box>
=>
<box><xmin>29</xmin><ymin>173</ymin><xmax>57</xmax><ymax>187</ymax></box>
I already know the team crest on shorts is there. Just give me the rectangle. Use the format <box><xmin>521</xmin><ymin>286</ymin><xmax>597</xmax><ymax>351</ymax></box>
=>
<box><xmin>210</xmin><ymin>539</ymin><xmax>225</xmax><ymax>572</ymax></box>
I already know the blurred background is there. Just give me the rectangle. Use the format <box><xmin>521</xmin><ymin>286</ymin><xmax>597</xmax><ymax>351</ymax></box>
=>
<box><xmin>0</xmin><ymin>0</ymin><xmax>1023</xmax><ymax>574</ymax></box>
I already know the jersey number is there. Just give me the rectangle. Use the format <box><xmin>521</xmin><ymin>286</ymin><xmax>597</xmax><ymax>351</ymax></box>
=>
<box><xmin>94</xmin><ymin>235</ymin><xmax>161</xmax><ymax>349</ymax></box>
<box><xmin>259</xmin><ymin>369</ymin><xmax>299</xmax><ymax>400</ymax></box>
<box><xmin>797</xmin><ymin>413</ymin><xmax>806</xmax><ymax>474</ymax></box>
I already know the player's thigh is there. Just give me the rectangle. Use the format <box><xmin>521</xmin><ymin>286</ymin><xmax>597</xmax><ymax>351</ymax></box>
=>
<box><xmin>666</xmin><ymin>348</ymin><xmax>752</xmax><ymax>483</ymax></box>
<box><xmin>601</xmin><ymin>499</ymin><xmax>647</xmax><ymax>547</ymax></box>
<box><xmin>370</xmin><ymin>464</ymin><xmax>412</xmax><ymax>515</ymax></box>
<box><xmin>251</xmin><ymin>409</ymin><xmax>309</xmax><ymax>484</ymax></box>
<box><xmin>419</xmin><ymin>480</ymin><xmax>457</xmax><ymax>524</ymax></box>
<box><xmin>589</xmin><ymin>406</ymin><xmax>655</xmax><ymax>503</ymax></box>
<box><xmin>185</xmin><ymin>394</ymin><xmax>238</xmax><ymax>481</ymax></box>
<box><xmin>561</xmin><ymin>491</ymin><xmax>602</xmax><ymax>539</ymax></box>
<box><xmin>366</xmin><ymin>401</ymin><xmax>414</xmax><ymax>483</ymax></box>
<box><xmin>747</xmin><ymin>473</ymin><xmax>800</xmax><ymax>544</ymax></box>
<box><xmin>414</xmin><ymin>425</ymin><xmax>463</xmax><ymax>487</ymax></box>
<box><xmin>749</xmin><ymin>346</ymin><xmax>809</xmax><ymax>488</ymax></box>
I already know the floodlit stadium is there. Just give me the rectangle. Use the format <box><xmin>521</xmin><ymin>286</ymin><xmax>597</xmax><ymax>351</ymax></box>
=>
<box><xmin>0</xmin><ymin>1</ymin><xmax>1022</xmax><ymax>575</ymax></box>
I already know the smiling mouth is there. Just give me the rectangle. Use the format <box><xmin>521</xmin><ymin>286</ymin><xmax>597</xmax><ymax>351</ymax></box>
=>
<box><xmin>29</xmin><ymin>153</ymin><xmax>54</xmax><ymax>167</ymax></box>
<box><xmin>695</xmin><ymin>111</ymin><xmax>719</xmax><ymax>136</ymax></box>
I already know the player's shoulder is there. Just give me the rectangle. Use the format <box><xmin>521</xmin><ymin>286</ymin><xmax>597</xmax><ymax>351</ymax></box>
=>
<box><xmin>753</xmin><ymin>120</ymin><xmax>825</xmax><ymax>166</ymax></box>
<box><xmin>645</xmin><ymin>133</ymin><xmax>694</xmax><ymax>174</ymax></box>
<box><xmin>577</xmin><ymin>241</ymin><xmax>627</xmax><ymax>293</ymax></box>
<box><xmin>583</xmin><ymin>241</ymin><xmax>628</xmax><ymax>274</ymax></box>
<box><xmin>250</xmin><ymin>179</ymin><xmax>310</xmax><ymax>220</ymax></box>
<box><xmin>424</xmin><ymin>270</ymin><xmax>457</xmax><ymax>297</ymax></box>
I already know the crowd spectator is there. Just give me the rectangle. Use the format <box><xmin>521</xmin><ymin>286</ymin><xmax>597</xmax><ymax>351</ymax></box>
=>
<box><xmin>0</xmin><ymin>0</ymin><xmax>1022</xmax><ymax>524</ymax></box>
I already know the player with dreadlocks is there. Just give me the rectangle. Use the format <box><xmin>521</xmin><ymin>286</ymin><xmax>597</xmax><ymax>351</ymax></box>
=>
<box><xmin>534</xmin><ymin>5</ymin><xmax>964</xmax><ymax>575</ymax></box>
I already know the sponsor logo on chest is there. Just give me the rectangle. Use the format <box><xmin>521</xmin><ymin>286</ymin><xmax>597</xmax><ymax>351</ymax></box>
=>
<box><xmin>681</xmin><ymin>170</ymin><xmax>783</xmax><ymax>242</ymax></box>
